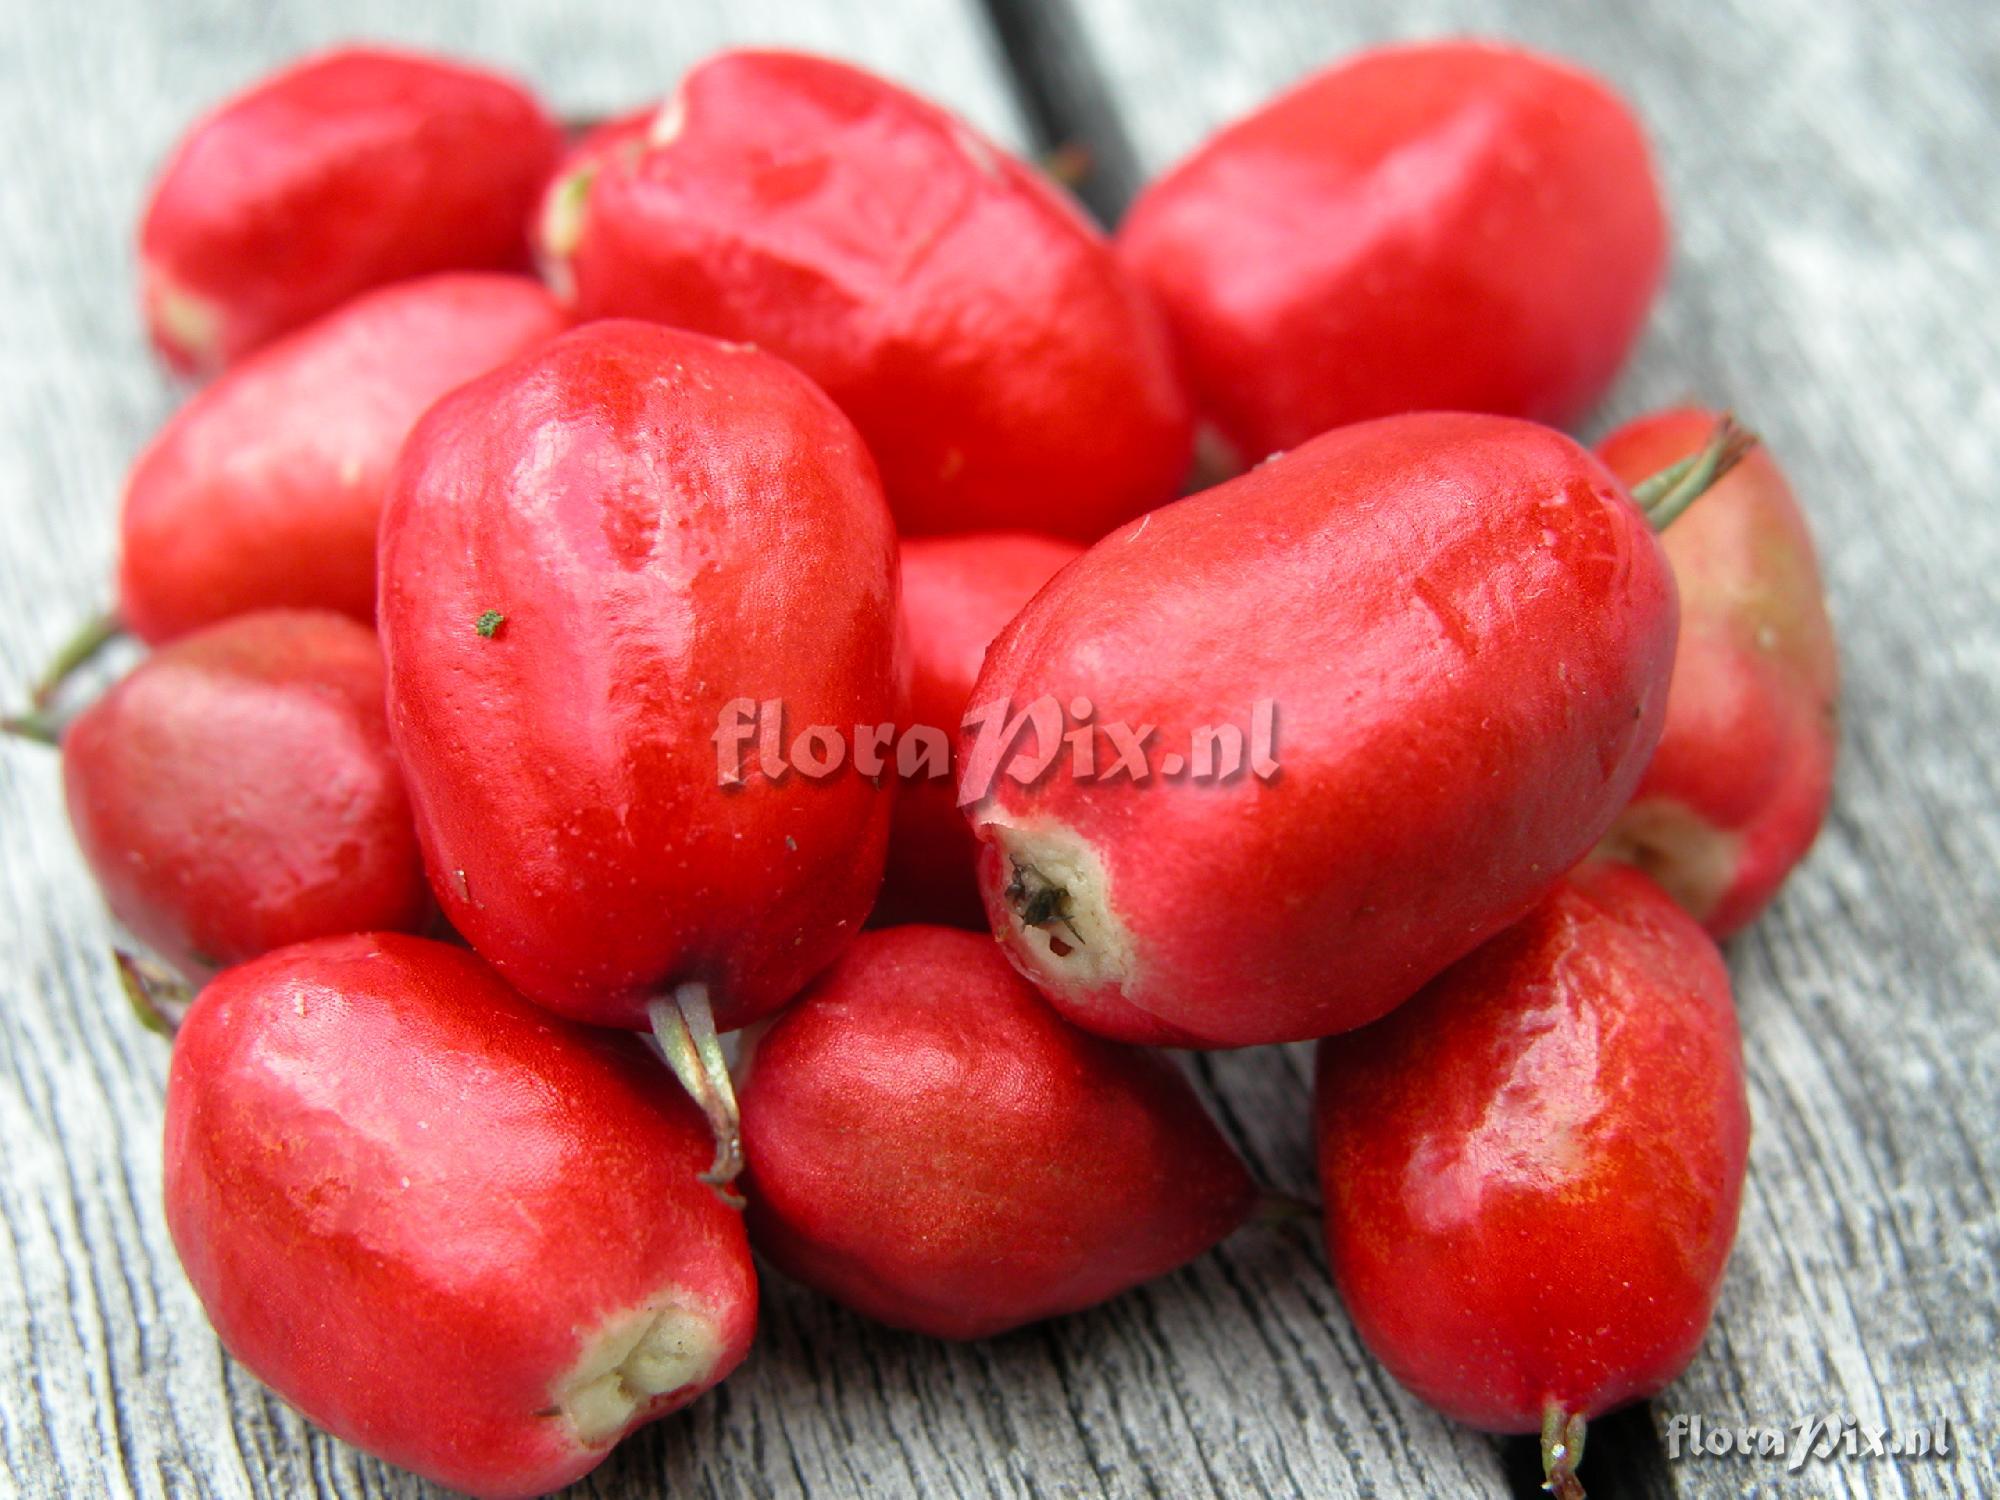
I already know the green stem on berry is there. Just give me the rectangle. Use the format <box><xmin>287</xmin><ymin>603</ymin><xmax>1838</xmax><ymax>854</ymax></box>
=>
<box><xmin>114</xmin><ymin>949</ymin><xmax>193</xmax><ymax>1039</ymax></box>
<box><xmin>648</xmin><ymin>983</ymin><xmax>745</xmax><ymax>1206</ymax></box>
<box><xmin>1631</xmin><ymin>415</ymin><xmax>1757</xmax><ymax>533</ymax></box>
<box><xmin>1</xmin><ymin>709</ymin><xmax>59</xmax><ymax>745</ymax></box>
<box><xmin>1041</xmin><ymin>142</ymin><xmax>1092</xmax><ymax>189</ymax></box>
<box><xmin>1541</xmin><ymin>1403</ymin><xmax>1588</xmax><ymax>1500</ymax></box>
<box><xmin>30</xmin><ymin>609</ymin><xmax>123</xmax><ymax>709</ymax></box>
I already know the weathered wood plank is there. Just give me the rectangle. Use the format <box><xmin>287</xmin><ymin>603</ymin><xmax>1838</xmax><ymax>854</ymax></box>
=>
<box><xmin>7</xmin><ymin>0</ymin><xmax>1997</xmax><ymax>1497</ymax></box>
<box><xmin>1057</xmin><ymin>0</ymin><xmax>2000</xmax><ymax>1494</ymax></box>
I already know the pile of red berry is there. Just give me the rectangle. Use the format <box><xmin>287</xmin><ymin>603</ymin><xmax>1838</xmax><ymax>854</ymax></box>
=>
<box><xmin>9</xmin><ymin>39</ymin><xmax>1840</xmax><ymax>1500</ymax></box>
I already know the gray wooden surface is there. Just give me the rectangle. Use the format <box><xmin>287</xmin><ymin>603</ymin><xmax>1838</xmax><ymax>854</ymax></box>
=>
<box><xmin>2</xmin><ymin>1</ymin><xmax>1995</xmax><ymax>1497</ymax></box>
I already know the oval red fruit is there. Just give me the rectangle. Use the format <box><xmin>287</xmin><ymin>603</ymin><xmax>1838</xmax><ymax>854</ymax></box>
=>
<box><xmin>119</xmin><ymin>273</ymin><xmax>565</xmax><ymax>644</ymax></box>
<box><xmin>1594</xmin><ymin>408</ymin><xmax>1839</xmax><ymax>937</ymax></box>
<box><xmin>876</xmin><ymin>531</ymin><xmax>1084</xmax><ymax>927</ymax></box>
<box><xmin>546</xmin><ymin>50</ymin><xmax>1194</xmax><ymax>539</ymax></box>
<box><xmin>140</xmin><ymin>46</ymin><xmax>562</xmax><ymax>373</ymax></box>
<box><xmin>164</xmin><ymin>934</ymin><xmax>757</xmax><ymax>1498</ymax></box>
<box><xmin>61</xmin><ymin>610</ymin><xmax>429</xmax><ymax>979</ymax></box>
<box><xmin>1119</xmin><ymin>40</ymin><xmax>1666</xmax><ymax>465</ymax></box>
<box><xmin>534</xmin><ymin>108</ymin><xmax>658</xmax><ymax>301</ymax></box>
<box><xmin>966</xmin><ymin>412</ymin><xmax>1677</xmax><ymax>1048</ymax></box>
<box><xmin>738</xmin><ymin>925</ymin><xmax>1256</xmax><ymax>1338</ymax></box>
<box><xmin>1315</xmin><ymin>863</ymin><xmax>1749</xmax><ymax>1444</ymax></box>
<box><xmin>378</xmin><ymin>319</ymin><xmax>900</xmax><ymax>1032</ymax></box>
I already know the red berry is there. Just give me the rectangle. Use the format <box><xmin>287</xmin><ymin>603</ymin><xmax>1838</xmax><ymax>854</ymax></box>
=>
<box><xmin>1594</xmin><ymin>409</ymin><xmax>1839</xmax><ymax>936</ymax></box>
<box><xmin>119</xmin><ymin>273</ymin><xmax>565</xmax><ymax>644</ymax></box>
<box><xmin>876</xmin><ymin>531</ymin><xmax>1084</xmax><ymax>927</ymax></box>
<box><xmin>378</xmin><ymin>320</ymin><xmax>899</xmax><ymax>1034</ymax></box>
<box><xmin>967</xmin><ymin>412</ymin><xmax>1676</xmax><ymax>1047</ymax></box>
<box><xmin>738</xmin><ymin>925</ymin><xmax>1256</xmax><ymax>1338</ymax></box>
<box><xmin>1119</xmin><ymin>40</ymin><xmax>1666</xmax><ymax>465</ymax></box>
<box><xmin>533</xmin><ymin>108</ymin><xmax>658</xmax><ymax>300</ymax></box>
<box><xmin>61</xmin><ymin>610</ymin><xmax>429</xmax><ymax>978</ymax></box>
<box><xmin>164</xmin><ymin>934</ymin><xmax>757</xmax><ymax>1498</ymax></box>
<box><xmin>1315</xmin><ymin>863</ymin><xmax>1748</xmax><ymax>1488</ymax></box>
<box><xmin>140</xmin><ymin>46</ymin><xmax>561</xmax><ymax>373</ymax></box>
<box><xmin>545</xmin><ymin>51</ymin><xmax>1193</xmax><ymax>539</ymax></box>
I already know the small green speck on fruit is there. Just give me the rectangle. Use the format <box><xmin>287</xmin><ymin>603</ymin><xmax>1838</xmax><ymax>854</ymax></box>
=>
<box><xmin>784</xmin><ymin>835</ymin><xmax>798</xmax><ymax>851</ymax></box>
<box><xmin>474</xmin><ymin>610</ymin><xmax>505</xmax><ymax>638</ymax></box>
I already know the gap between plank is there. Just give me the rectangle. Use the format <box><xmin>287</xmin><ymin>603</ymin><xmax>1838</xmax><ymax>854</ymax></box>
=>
<box><xmin>975</xmin><ymin>0</ymin><xmax>1143</xmax><ymax>225</ymax></box>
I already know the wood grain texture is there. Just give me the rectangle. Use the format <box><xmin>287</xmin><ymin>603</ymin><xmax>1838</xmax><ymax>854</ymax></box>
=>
<box><xmin>1058</xmin><ymin>0</ymin><xmax>2000</xmax><ymax>1495</ymax></box>
<box><xmin>3</xmin><ymin>0</ymin><xmax>1995</xmax><ymax>1497</ymax></box>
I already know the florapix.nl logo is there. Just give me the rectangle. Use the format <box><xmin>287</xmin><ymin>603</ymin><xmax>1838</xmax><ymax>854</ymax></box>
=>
<box><xmin>1662</xmin><ymin>1412</ymin><xmax>1956</xmax><ymax>1473</ymax></box>
<box><xmin>711</xmin><ymin>695</ymin><xmax>1279</xmax><ymax>801</ymax></box>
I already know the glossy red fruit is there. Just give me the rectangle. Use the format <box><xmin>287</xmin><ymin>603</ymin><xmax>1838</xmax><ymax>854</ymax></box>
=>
<box><xmin>165</xmin><ymin>934</ymin><xmax>757</xmax><ymax>1499</ymax></box>
<box><xmin>542</xmin><ymin>50</ymin><xmax>1194</xmax><ymax>539</ymax></box>
<box><xmin>119</xmin><ymin>273</ymin><xmax>565</xmax><ymax>644</ymax></box>
<box><xmin>875</xmin><ymin>532</ymin><xmax>1084</xmax><ymax>927</ymax></box>
<box><xmin>379</xmin><ymin>319</ymin><xmax>899</xmax><ymax>1038</ymax></box>
<box><xmin>1315</xmin><ymin>863</ymin><xmax>1749</xmax><ymax>1496</ymax></box>
<box><xmin>60</xmin><ymin>610</ymin><xmax>428</xmax><ymax>979</ymax></box>
<box><xmin>1119</xmin><ymin>40</ymin><xmax>1666</xmax><ymax>466</ymax></box>
<box><xmin>534</xmin><ymin>109</ymin><xmax>656</xmax><ymax>300</ymax></box>
<box><xmin>1594</xmin><ymin>409</ymin><xmax>1838</xmax><ymax>937</ymax></box>
<box><xmin>737</xmin><ymin>925</ymin><xmax>1256</xmax><ymax>1338</ymax></box>
<box><xmin>141</xmin><ymin>46</ymin><xmax>562</xmax><ymax>374</ymax></box>
<box><xmin>965</xmin><ymin>412</ymin><xmax>1677</xmax><ymax>1048</ymax></box>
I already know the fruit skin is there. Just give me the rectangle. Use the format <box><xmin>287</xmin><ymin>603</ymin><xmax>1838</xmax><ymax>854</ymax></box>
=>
<box><xmin>119</xmin><ymin>273</ymin><xmax>566</xmax><ymax>644</ymax></box>
<box><xmin>164</xmin><ymin>934</ymin><xmax>757</xmax><ymax>1498</ymax></box>
<box><xmin>1118</xmin><ymin>39</ymin><xmax>1666</xmax><ymax>466</ymax></box>
<box><xmin>545</xmin><ymin>50</ymin><xmax>1194</xmax><ymax>540</ymax></box>
<box><xmin>875</xmin><ymin>532</ymin><xmax>1084</xmax><ymax>927</ymax></box>
<box><xmin>1594</xmin><ymin>409</ymin><xmax>1839</xmax><ymax>937</ymax></box>
<box><xmin>378</xmin><ymin>319</ymin><xmax>900</xmax><ymax>1031</ymax></box>
<box><xmin>140</xmin><ymin>46</ymin><xmax>562</xmax><ymax>374</ymax></box>
<box><xmin>966</xmin><ymin>411</ymin><xmax>1678</xmax><ymax>1048</ymax></box>
<box><xmin>60</xmin><ymin>610</ymin><xmax>429</xmax><ymax>979</ymax></box>
<box><xmin>534</xmin><ymin>109</ymin><xmax>657</xmax><ymax>300</ymax></box>
<box><xmin>1314</xmin><ymin>862</ymin><xmax>1749</xmax><ymax>1433</ymax></box>
<box><xmin>737</xmin><ymin>925</ymin><xmax>1257</xmax><ymax>1338</ymax></box>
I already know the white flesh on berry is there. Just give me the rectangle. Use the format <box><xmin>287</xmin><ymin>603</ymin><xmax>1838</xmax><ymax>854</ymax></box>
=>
<box><xmin>144</xmin><ymin>265</ymin><xmax>224</xmax><ymax>366</ymax></box>
<box><xmin>555</xmin><ymin>1297</ymin><xmax>724</xmax><ymax>1447</ymax></box>
<box><xmin>978</xmin><ymin>814</ymin><xmax>1137</xmax><ymax>992</ymax></box>
<box><xmin>647</xmin><ymin>90</ymin><xmax>687</xmax><ymax>147</ymax></box>
<box><xmin>1595</xmin><ymin>798</ymin><xmax>1740</xmax><ymax>922</ymax></box>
